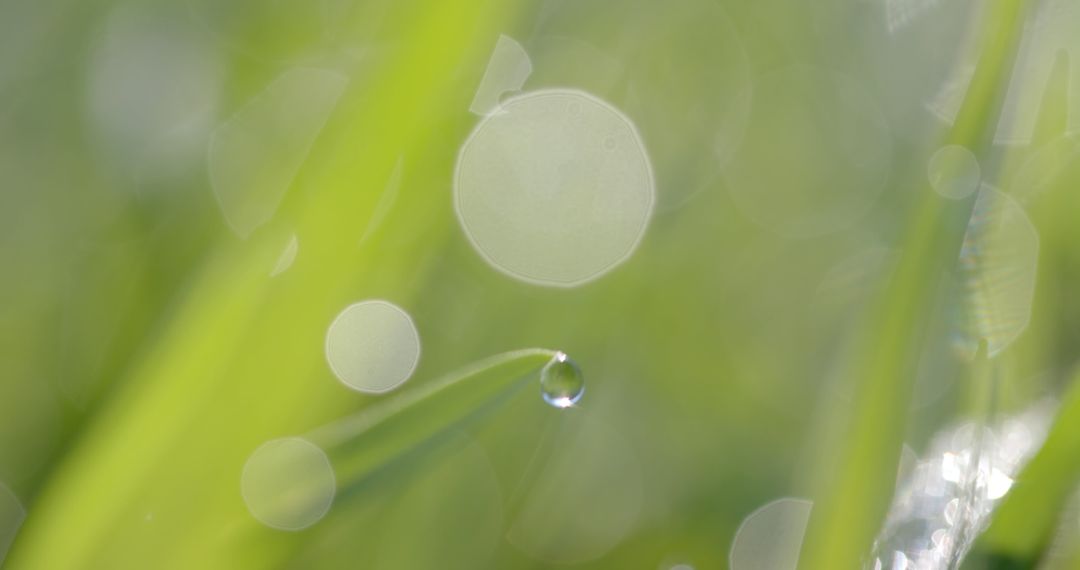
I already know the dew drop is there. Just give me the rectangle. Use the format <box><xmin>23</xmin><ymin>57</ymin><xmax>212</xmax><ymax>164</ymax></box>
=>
<box><xmin>540</xmin><ymin>352</ymin><xmax>584</xmax><ymax>408</ymax></box>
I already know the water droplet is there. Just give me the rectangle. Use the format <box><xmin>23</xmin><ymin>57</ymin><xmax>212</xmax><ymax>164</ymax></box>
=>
<box><xmin>540</xmin><ymin>352</ymin><xmax>584</xmax><ymax>409</ymax></box>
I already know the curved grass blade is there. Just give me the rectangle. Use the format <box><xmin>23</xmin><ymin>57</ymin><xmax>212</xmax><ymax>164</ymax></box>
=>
<box><xmin>306</xmin><ymin>348</ymin><xmax>559</xmax><ymax>489</ymax></box>
<box><xmin>225</xmin><ymin>348</ymin><xmax>561</xmax><ymax>565</ymax></box>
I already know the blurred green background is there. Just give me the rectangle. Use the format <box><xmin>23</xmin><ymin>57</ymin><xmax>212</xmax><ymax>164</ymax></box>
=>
<box><xmin>3</xmin><ymin>0</ymin><xmax>1080</xmax><ymax>568</ymax></box>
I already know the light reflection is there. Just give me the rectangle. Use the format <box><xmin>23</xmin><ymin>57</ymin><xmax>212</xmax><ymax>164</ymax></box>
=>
<box><xmin>867</xmin><ymin>404</ymin><xmax>1052</xmax><ymax>569</ymax></box>
<box><xmin>539</xmin><ymin>352</ymin><xmax>585</xmax><ymax>409</ymax></box>
<box><xmin>994</xmin><ymin>0</ymin><xmax>1080</xmax><ymax>144</ymax></box>
<box><xmin>924</xmin><ymin>0</ymin><xmax>1080</xmax><ymax>145</ymax></box>
<box><xmin>209</xmin><ymin>67</ymin><xmax>347</xmax><ymax>238</ymax></box>
<box><xmin>469</xmin><ymin>35</ymin><xmax>532</xmax><ymax>116</ymax></box>
<box><xmin>454</xmin><ymin>88</ymin><xmax>654</xmax><ymax>287</ymax></box>
<box><xmin>522</xmin><ymin>0</ymin><xmax>750</xmax><ymax>210</ymax></box>
<box><xmin>729</xmin><ymin>497</ymin><xmax>812</xmax><ymax>570</ymax></box>
<box><xmin>1013</xmin><ymin>134</ymin><xmax>1080</xmax><ymax>204</ymax></box>
<box><xmin>358</xmin><ymin>156</ymin><xmax>405</xmax><ymax>246</ymax></box>
<box><xmin>269</xmin><ymin>234</ymin><xmax>299</xmax><ymax>277</ymax></box>
<box><xmin>325</xmin><ymin>300</ymin><xmax>421</xmax><ymax>394</ymax></box>
<box><xmin>952</xmin><ymin>186</ymin><xmax>1039</xmax><ymax>359</ymax></box>
<box><xmin>927</xmin><ymin>145</ymin><xmax>980</xmax><ymax>200</ymax></box>
<box><xmin>241</xmin><ymin>437</ymin><xmax>336</xmax><ymax>531</ymax></box>
<box><xmin>926</xmin><ymin>64</ymin><xmax>975</xmax><ymax>127</ymax></box>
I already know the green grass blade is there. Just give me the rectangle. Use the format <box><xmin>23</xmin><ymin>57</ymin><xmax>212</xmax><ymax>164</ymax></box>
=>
<box><xmin>3</xmin><ymin>1</ymin><xmax>521</xmax><ymax>568</ymax></box>
<box><xmin>797</xmin><ymin>2</ymin><xmax>1031</xmax><ymax>567</ymax></box>
<box><xmin>963</xmin><ymin>369</ymin><xmax>1080</xmax><ymax>569</ymax></box>
<box><xmin>307</xmin><ymin>348</ymin><xmax>559</xmax><ymax>488</ymax></box>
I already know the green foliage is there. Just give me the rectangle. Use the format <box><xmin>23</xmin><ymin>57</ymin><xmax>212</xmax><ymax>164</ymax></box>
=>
<box><xmin>5</xmin><ymin>0</ymin><xmax>1080</xmax><ymax>569</ymax></box>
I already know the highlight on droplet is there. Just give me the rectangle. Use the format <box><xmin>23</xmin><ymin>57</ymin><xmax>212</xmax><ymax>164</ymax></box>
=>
<box><xmin>539</xmin><ymin>351</ymin><xmax>584</xmax><ymax>408</ymax></box>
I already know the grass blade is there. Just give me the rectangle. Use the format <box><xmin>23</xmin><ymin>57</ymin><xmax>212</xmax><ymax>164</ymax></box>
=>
<box><xmin>306</xmin><ymin>348</ymin><xmax>559</xmax><ymax>489</ymax></box>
